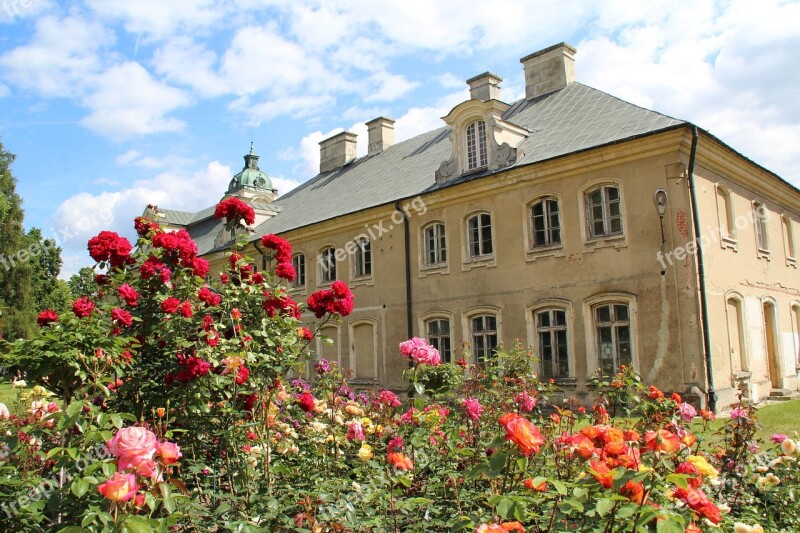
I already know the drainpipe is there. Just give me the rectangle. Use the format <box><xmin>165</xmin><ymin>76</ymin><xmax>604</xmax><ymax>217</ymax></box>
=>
<box><xmin>686</xmin><ymin>125</ymin><xmax>716</xmax><ymax>412</ymax></box>
<box><xmin>253</xmin><ymin>239</ymin><xmax>268</xmax><ymax>270</ymax></box>
<box><xmin>395</xmin><ymin>201</ymin><xmax>413</xmax><ymax>340</ymax></box>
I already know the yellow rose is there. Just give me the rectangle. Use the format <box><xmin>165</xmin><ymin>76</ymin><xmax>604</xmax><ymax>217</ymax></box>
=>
<box><xmin>357</xmin><ymin>444</ymin><xmax>373</xmax><ymax>462</ymax></box>
<box><xmin>687</xmin><ymin>455</ymin><xmax>719</xmax><ymax>479</ymax></box>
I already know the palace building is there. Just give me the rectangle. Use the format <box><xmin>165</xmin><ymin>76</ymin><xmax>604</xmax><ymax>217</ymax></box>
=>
<box><xmin>152</xmin><ymin>43</ymin><xmax>800</xmax><ymax>410</ymax></box>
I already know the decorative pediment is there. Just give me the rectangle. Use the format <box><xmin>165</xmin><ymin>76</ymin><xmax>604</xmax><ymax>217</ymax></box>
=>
<box><xmin>434</xmin><ymin>99</ymin><xmax>528</xmax><ymax>183</ymax></box>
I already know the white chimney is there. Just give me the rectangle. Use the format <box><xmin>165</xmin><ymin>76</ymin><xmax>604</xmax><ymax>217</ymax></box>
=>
<box><xmin>366</xmin><ymin>117</ymin><xmax>395</xmax><ymax>156</ymax></box>
<box><xmin>520</xmin><ymin>42</ymin><xmax>576</xmax><ymax>99</ymax></box>
<box><xmin>466</xmin><ymin>72</ymin><xmax>502</xmax><ymax>101</ymax></box>
<box><xmin>319</xmin><ymin>131</ymin><xmax>358</xmax><ymax>173</ymax></box>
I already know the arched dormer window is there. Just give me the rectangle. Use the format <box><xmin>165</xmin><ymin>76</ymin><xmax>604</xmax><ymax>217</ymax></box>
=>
<box><xmin>465</xmin><ymin>120</ymin><xmax>488</xmax><ymax>170</ymax></box>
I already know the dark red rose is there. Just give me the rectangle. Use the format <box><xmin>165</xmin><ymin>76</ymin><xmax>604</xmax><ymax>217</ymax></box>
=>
<box><xmin>275</xmin><ymin>261</ymin><xmax>296</xmax><ymax>282</ymax></box>
<box><xmin>87</xmin><ymin>231</ymin><xmax>133</xmax><ymax>269</ymax></box>
<box><xmin>111</xmin><ymin>307</ymin><xmax>133</xmax><ymax>327</ymax></box>
<box><xmin>260</xmin><ymin>234</ymin><xmax>292</xmax><ymax>263</ymax></box>
<box><xmin>72</xmin><ymin>297</ymin><xmax>95</xmax><ymax>318</ymax></box>
<box><xmin>117</xmin><ymin>284</ymin><xmax>139</xmax><ymax>306</ymax></box>
<box><xmin>214</xmin><ymin>197</ymin><xmax>255</xmax><ymax>226</ymax></box>
<box><xmin>161</xmin><ymin>297</ymin><xmax>181</xmax><ymax>314</ymax></box>
<box><xmin>198</xmin><ymin>287</ymin><xmax>221</xmax><ymax>306</ymax></box>
<box><xmin>37</xmin><ymin>309</ymin><xmax>58</xmax><ymax>327</ymax></box>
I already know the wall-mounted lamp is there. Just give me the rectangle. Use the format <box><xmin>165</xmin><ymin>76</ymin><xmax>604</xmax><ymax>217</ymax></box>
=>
<box><xmin>653</xmin><ymin>188</ymin><xmax>668</xmax><ymax>249</ymax></box>
<box><xmin>653</xmin><ymin>189</ymin><xmax>668</xmax><ymax>216</ymax></box>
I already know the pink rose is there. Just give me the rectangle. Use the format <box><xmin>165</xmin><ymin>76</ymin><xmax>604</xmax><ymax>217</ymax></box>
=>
<box><xmin>134</xmin><ymin>459</ymin><xmax>158</xmax><ymax>480</ymax></box>
<box><xmin>346</xmin><ymin>421</ymin><xmax>366</xmax><ymax>441</ymax></box>
<box><xmin>107</xmin><ymin>427</ymin><xmax>158</xmax><ymax>468</ymax></box>
<box><xmin>463</xmin><ymin>398</ymin><xmax>484</xmax><ymax>421</ymax></box>
<box><xmin>771</xmin><ymin>434</ymin><xmax>788</xmax><ymax>444</ymax></box>
<box><xmin>98</xmin><ymin>472</ymin><xmax>139</xmax><ymax>502</ymax></box>
<box><xmin>677</xmin><ymin>402</ymin><xmax>697</xmax><ymax>422</ymax></box>
<box><xmin>158</xmin><ymin>441</ymin><xmax>182</xmax><ymax>464</ymax></box>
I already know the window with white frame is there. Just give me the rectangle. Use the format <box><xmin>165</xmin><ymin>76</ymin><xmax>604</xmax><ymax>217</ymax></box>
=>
<box><xmin>354</xmin><ymin>238</ymin><xmax>372</xmax><ymax>278</ymax></box>
<box><xmin>535</xmin><ymin>308</ymin><xmax>569</xmax><ymax>378</ymax></box>
<box><xmin>426</xmin><ymin>318</ymin><xmax>452</xmax><ymax>363</ymax></box>
<box><xmin>593</xmin><ymin>303</ymin><xmax>632</xmax><ymax>374</ymax></box>
<box><xmin>320</xmin><ymin>247</ymin><xmax>336</xmax><ymax>283</ymax></box>
<box><xmin>467</xmin><ymin>213</ymin><xmax>493</xmax><ymax>258</ymax></box>
<box><xmin>466</xmin><ymin>120</ymin><xmax>488</xmax><ymax>170</ymax></box>
<box><xmin>423</xmin><ymin>222</ymin><xmax>447</xmax><ymax>266</ymax></box>
<box><xmin>530</xmin><ymin>197</ymin><xmax>561</xmax><ymax>248</ymax></box>
<box><xmin>753</xmin><ymin>202</ymin><xmax>769</xmax><ymax>253</ymax></box>
<box><xmin>716</xmin><ymin>185</ymin><xmax>736</xmax><ymax>242</ymax></box>
<box><xmin>586</xmin><ymin>185</ymin><xmax>623</xmax><ymax>239</ymax></box>
<box><xmin>292</xmin><ymin>253</ymin><xmax>306</xmax><ymax>288</ymax></box>
<box><xmin>782</xmin><ymin>215</ymin><xmax>796</xmax><ymax>263</ymax></box>
<box><xmin>471</xmin><ymin>314</ymin><xmax>498</xmax><ymax>361</ymax></box>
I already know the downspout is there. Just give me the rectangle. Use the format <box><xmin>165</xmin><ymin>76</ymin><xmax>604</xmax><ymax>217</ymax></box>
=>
<box><xmin>395</xmin><ymin>201</ymin><xmax>413</xmax><ymax>340</ymax></box>
<box><xmin>253</xmin><ymin>239</ymin><xmax>268</xmax><ymax>270</ymax></box>
<box><xmin>686</xmin><ymin>125</ymin><xmax>716</xmax><ymax>412</ymax></box>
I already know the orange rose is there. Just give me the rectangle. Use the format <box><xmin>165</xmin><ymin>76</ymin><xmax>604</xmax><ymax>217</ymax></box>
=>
<box><xmin>589</xmin><ymin>459</ymin><xmax>614</xmax><ymax>488</ymax></box>
<box><xmin>97</xmin><ymin>472</ymin><xmax>139</xmax><ymax>502</ymax></box>
<box><xmin>523</xmin><ymin>478</ymin><xmax>547</xmax><ymax>492</ymax></box>
<box><xmin>621</xmin><ymin>480</ymin><xmax>645</xmax><ymax>504</ymax></box>
<box><xmin>499</xmin><ymin>413</ymin><xmax>544</xmax><ymax>456</ymax></box>
<box><xmin>644</xmin><ymin>429</ymin><xmax>681</xmax><ymax>453</ymax></box>
<box><xmin>387</xmin><ymin>451</ymin><xmax>414</xmax><ymax>470</ymax></box>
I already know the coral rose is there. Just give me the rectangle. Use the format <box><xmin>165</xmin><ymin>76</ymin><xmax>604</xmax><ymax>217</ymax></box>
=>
<box><xmin>98</xmin><ymin>472</ymin><xmax>139</xmax><ymax>502</ymax></box>
<box><xmin>499</xmin><ymin>413</ymin><xmax>544</xmax><ymax>456</ymax></box>
<box><xmin>644</xmin><ymin>429</ymin><xmax>681</xmax><ymax>453</ymax></box>
<box><xmin>387</xmin><ymin>451</ymin><xmax>414</xmax><ymax>470</ymax></box>
<box><xmin>158</xmin><ymin>441</ymin><xmax>182</xmax><ymax>464</ymax></box>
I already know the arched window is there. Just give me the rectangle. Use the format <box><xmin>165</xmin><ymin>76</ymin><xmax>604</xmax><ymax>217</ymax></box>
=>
<box><xmin>591</xmin><ymin>301</ymin><xmax>633</xmax><ymax>374</ymax></box>
<box><xmin>467</xmin><ymin>212</ymin><xmax>493</xmax><ymax>258</ymax></box>
<box><xmin>465</xmin><ymin>120</ymin><xmax>488</xmax><ymax>170</ymax></box>
<box><xmin>354</xmin><ymin>238</ymin><xmax>371</xmax><ymax>278</ymax></box>
<box><xmin>585</xmin><ymin>185</ymin><xmax>623</xmax><ymax>238</ymax></box>
<box><xmin>782</xmin><ymin>215</ymin><xmax>796</xmax><ymax>265</ymax></box>
<box><xmin>529</xmin><ymin>197</ymin><xmax>561</xmax><ymax>248</ymax></box>
<box><xmin>350</xmin><ymin>320</ymin><xmax>377</xmax><ymax>380</ymax></box>
<box><xmin>791</xmin><ymin>303</ymin><xmax>800</xmax><ymax>370</ymax></box>
<box><xmin>726</xmin><ymin>295</ymin><xmax>748</xmax><ymax>372</ymax></box>
<box><xmin>425</xmin><ymin>317</ymin><xmax>452</xmax><ymax>363</ymax></box>
<box><xmin>470</xmin><ymin>313</ymin><xmax>498</xmax><ymax>362</ymax></box>
<box><xmin>423</xmin><ymin>222</ymin><xmax>447</xmax><ymax>266</ymax></box>
<box><xmin>716</xmin><ymin>185</ymin><xmax>736</xmax><ymax>243</ymax></box>
<box><xmin>292</xmin><ymin>253</ymin><xmax>306</xmax><ymax>288</ymax></box>
<box><xmin>319</xmin><ymin>246</ymin><xmax>336</xmax><ymax>283</ymax></box>
<box><xmin>753</xmin><ymin>202</ymin><xmax>769</xmax><ymax>253</ymax></box>
<box><xmin>535</xmin><ymin>307</ymin><xmax>569</xmax><ymax>377</ymax></box>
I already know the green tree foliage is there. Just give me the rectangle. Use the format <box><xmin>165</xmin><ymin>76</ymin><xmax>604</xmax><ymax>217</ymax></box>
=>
<box><xmin>67</xmin><ymin>266</ymin><xmax>98</xmax><ymax>298</ymax></box>
<box><xmin>27</xmin><ymin>227</ymin><xmax>71</xmax><ymax>313</ymax></box>
<box><xmin>0</xmin><ymin>140</ymin><xmax>33</xmax><ymax>340</ymax></box>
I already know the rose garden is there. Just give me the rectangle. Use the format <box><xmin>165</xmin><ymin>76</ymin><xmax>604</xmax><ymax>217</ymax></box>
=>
<box><xmin>0</xmin><ymin>197</ymin><xmax>798</xmax><ymax>532</ymax></box>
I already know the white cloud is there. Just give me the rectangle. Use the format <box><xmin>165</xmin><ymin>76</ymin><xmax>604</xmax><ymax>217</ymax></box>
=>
<box><xmin>394</xmin><ymin>90</ymin><xmax>467</xmax><ymax>143</ymax></box>
<box><xmin>84</xmin><ymin>0</ymin><xmax>222</xmax><ymax>39</ymax></box>
<box><xmin>278</xmin><ymin>127</ymin><xmax>342</xmax><ymax>177</ymax></box>
<box><xmin>80</xmin><ymin>62</ymin><xmax>191</xmax><ymax>140</ymax></box>
<box><xmin>364</xmin><ymin>72</ymin><xmax>419</xmax><ymax>102</ymax></box>
<box><xmin>437</xmin><ymin>73</ymin><xmax>464</xmax><ymax>89</ymax></box>
<box><xmin>152</xmin><ymin>37</ymin><xmax>229</xmax><ymax>97</ymax></box>
<box><xmin>0</xmin><ymin>15</ymin><xmax>113</xmax><ymax>98</ymax></box>
<box><xmin>0</xmin><ymin>0</ymin><xmax>56</xmax><ymax>24</ymax></box>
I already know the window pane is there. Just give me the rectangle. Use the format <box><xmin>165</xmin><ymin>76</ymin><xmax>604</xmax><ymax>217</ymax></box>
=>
<box><xmin>473</xmin><ymin>317</ymin><xmax>484</xmax><ymax>332</ymax></box>
<box><xmin>486</xmin><ymin>315</ymin><xmax>497</xmax><ymax>331</ymax></box>
<box><xmin>427</xmin><ymin>320</ymin><xmax>439</xmax><ymax>336</ymax></box>
<box><xmin>596</xmin><ymin>305</ymin><xmax>611</xmax><ymax>323</ymax></box>
<box><xmin>614</xmin><ymin>304</ymin><xmax>628</xmax><ymax>322</ymax></box>
<box><xmin>538</xmin><ymin>311</ymin><xmax>550</xmax><ymax>328</ymax></box>
<box><xmin>606</xmin><ymin>187</ymin><xmax>619</xmax><ymax>201</ymax></box>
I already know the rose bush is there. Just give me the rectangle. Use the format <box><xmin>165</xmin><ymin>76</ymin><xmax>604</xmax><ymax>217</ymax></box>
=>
<box><xmin>0</xmin><ymin>199</ymin><xmax>797</xmax><ymax>531</ymax></box>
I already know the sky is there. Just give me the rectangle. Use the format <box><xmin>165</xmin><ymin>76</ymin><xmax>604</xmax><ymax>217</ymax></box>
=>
<box><xmin>0</xmin><ymin>0</ymin><xmax>798</xmax><ymax>279</ymax></box>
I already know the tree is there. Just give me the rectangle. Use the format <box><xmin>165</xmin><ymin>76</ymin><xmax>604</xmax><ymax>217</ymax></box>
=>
<box><xmin>68</xmin><ymin>266</ymin><xmax>98</xmax><ymax>298</ymax></box>
<box><xmin>0</xmin><ymin>140</ymin><xmax>33</xmax><ymax>340</ymax></box>
<box><xmin>27</xmin><ymin>227</ymin><xmax>71</xmax><ymax>312</ymax></box>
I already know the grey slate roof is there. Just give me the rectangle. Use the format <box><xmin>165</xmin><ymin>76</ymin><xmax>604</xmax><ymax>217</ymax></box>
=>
<box><xmin>179</xmin><ymin>83</ymin><xmax>686</xmax><ymax>255</ymax></box>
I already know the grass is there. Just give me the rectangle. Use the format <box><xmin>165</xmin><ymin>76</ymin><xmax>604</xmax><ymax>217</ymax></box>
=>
<box><xmin>0</xmin><ymin>379</ymin><xmax>22</xmax><ymax>406</ymax></box>
<box><xmin>754</xmin><ymin>399</ymin><xmax>800</xmax><ymax>439</ymax></box>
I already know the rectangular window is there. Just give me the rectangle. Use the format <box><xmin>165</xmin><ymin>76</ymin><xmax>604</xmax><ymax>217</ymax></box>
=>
<box><xmin>531</xmin><ymin>198</ymin><xmax>561</xmax><ymax>248</ymax></box>
<box><xmin>472</xmin><ymin>314</ymin><xmax>498</xmax><ymax>361</ymax></box>
<box><xmin>468</xmin><ymin>213</ymin><xmax>493</xmax><ymax>258</ymax></box>
<box><xmin>587</xmin><ymin>186</ymin><xmax>623</xmax><ymax>239</ymax></box>
<box><xmin>594</xmin><ymin>303</ymin><xmax>631</xmax><ymax>374</ymax></box>
<box><xmin>536</xmin><ymin>309</ymin><xmax>569</xmax><ymax>377</ymax></box>
<box><xmin>292</xmin><ymin>254</ymin><xmax>306</xmax><ymax>288</ymax></box>
<box><xmin>320</xmin><ymin>247</ymin><xmax>336</xmax><ymax>283</ymax></box>
<box><xmin>426</xmin><ymin>318</ymin><xmax>452</xmax><ymax>363</ymax></box>
<box><xmin>754</xmin><ymin>203</ymin><xmax>769</xmax><ymax>253</ymax></box>
<box><xmin>354</xmin><ymin>239</ymin><xmax>372</xmax><ymax>278</ymax></box>
<box><xmin>466</xmin><ymin>120</ymin><xmax>488</xmax><ymax>170</ymax></box>
<box><xmin>424</xmin><ymin>223</ymin><xmax>447</xmax><ymax>265</ymax></box>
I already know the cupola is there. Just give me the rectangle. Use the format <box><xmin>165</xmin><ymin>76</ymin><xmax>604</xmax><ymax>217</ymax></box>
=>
<box><xmin>226</xmin><ymin>143</ymin><xmax>278</xmax><ymax>203</ymax></box>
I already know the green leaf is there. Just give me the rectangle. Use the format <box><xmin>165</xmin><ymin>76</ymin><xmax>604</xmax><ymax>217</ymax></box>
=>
<box><xmin>595</xmin><ymin>498</ymin><xmax>614</xmax><ymax>517</ymax></box>
<box><xmin>66</xmin><ymin>401</ymin><xmax>83</xmax><ymax>418</ymax></box>
<box><xmin>123</xmin><ymin>517</ymin><xmax>155</xmax><ymax>533</ymax></box>
<box><xmin>551</xmin><ymin>479</ymin><xmax>568</xmax><ymax>496</ymax></box>
<box><xmin>489</xmin><ymin>450</ymin><xmax>508</xmax><ymax>475</ymax></box>
<box><xmin>70</xmin><ymin>478</ymin><xmax>89</xmax><ymax>498</ymax></box>
<box><xmin>666</xmin><ymin>473</ymin><xmax>689</xmax><ymax>489</ymax></box>
<box><xmin>656</xmin><ymin>516</ymin><xmax>685</xmax><ymax>533</ymax></box>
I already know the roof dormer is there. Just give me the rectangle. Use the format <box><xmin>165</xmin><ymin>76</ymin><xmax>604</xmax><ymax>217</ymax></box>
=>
<box><xmin>435</xmin><ymin>73</ymin><xmax>528</xmax><ymax>183</ymax></box>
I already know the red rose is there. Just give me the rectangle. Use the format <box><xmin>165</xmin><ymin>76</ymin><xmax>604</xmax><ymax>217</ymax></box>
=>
<box><xmin>275</xmin><ymin>261</ymin><xmax>296</xmax><ymax>282</ymax></box>
<box><xmin>251</xmin><ymin>272</ymin><xmax>265</xmax><ymax>284</ymax></box>
<box><xmin>260</xmin><ymin>234</ymin><xmax>292</xmax><ymax>263</ymax></box>
<box><xmin>198</xmin><ymin>287</ymin><xmax>221</xmax><ymax>306</ymax></box>
<box><xmin>236</xmin><ymin>366</ymin><xmax>249</xmax><ymax>385</ymax></box>
<box><xmin>306</xmin><ymin>282</ymin><xmax>353</xmax><ymax>318</ymax></box>
<box><xmin>37</xmin><ymin>309</ymin><xmax>58</xmax><ymax>327</ymax></box>
<box><xmin>161</xmin><ymin>297</ymin><xmax>181</xmax><ymax>314</ymax></box>
<box><xmin>117</xmin><ymin>284</ymin><xmax>139</xmax><ymax>307</ymax></box>
<box><xmin>133</xmin><ymin>217</ymin><xmax>159</xmax><ymax>237</ymax></box>
<box><xmin>189</xmin><ymin>257</ymin><xmax>209</xmax><ymax>278</ymax></box>
<box><xmin>297</xmin><ymin>392</ymin><xmax>315</xmax><ymax>412</ymax></box>
<box><xmin>214</xmin><ymin>197</ymin><xmax>255</xmax><ymax>226</ymax></box>
<box><xmin>111</xmin><ymin>308</ymin><xmax>133</xmax><ymax>327</ymax></box>
<box><xmin>179</xmin><ymin>300</ymin><xmax>193</xmax><ymax>318</ymax></box>
<box><xmin>72</xmin><ymin>297</ymin><xmax>95</xmax><ymax>318</ymax></box>
<box><xmin>87</xmin><ymin>231</ymin><xmax>133</xmax><ymax>269</ymax></box>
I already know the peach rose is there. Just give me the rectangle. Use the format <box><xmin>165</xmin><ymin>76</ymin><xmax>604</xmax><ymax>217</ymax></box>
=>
<box><xmin>158</xmin><ymin>441</ymin><xmax>182</xmax><ymax>464</ymax></box>
<box><xmin>98</xmin><ymin>472</ymin><xmax>139</xmax><ymax>502</ymax></box>
<box><xmin>107</xmin><ymin>427</ymin><xmax>158</xmax><ymax>467</ymax></box>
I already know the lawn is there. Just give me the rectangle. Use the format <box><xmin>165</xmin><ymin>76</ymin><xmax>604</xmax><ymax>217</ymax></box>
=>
<box><xmin>0</xmin><ymin>379</ymin><xmax>24</xmax><ymax>406</ymax></box>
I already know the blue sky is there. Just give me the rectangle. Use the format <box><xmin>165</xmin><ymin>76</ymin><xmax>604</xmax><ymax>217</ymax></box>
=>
<box><xmin>1</xmin><ymin>0</ymin><xmax>798</xmax><ymax>278</ymax></box>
